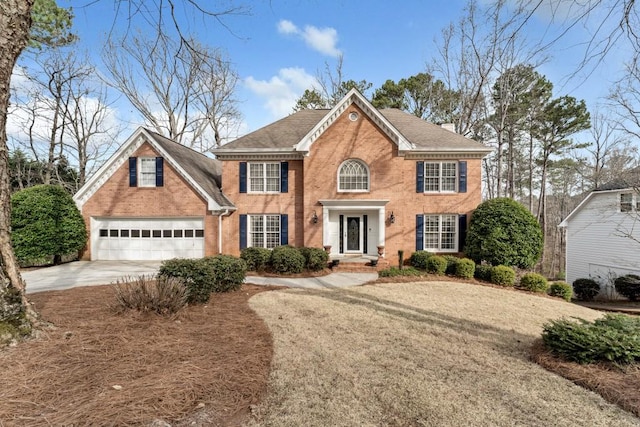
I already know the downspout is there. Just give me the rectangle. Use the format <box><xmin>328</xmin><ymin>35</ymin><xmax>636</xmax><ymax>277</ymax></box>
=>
<box><xmin>218</xmin><ymin>209</ymin><xmax>231</xmax><ymax>254</ymax></box>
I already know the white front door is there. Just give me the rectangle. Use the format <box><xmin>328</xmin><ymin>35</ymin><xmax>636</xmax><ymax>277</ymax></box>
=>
<box><xmin>344</xmin><ymin>215</ymin><xmax>363</xmax><ymax>253</ymax></box>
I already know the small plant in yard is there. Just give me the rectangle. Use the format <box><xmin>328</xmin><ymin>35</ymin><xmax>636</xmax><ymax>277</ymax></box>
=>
<box><xmin>205</xmin><ymin>255</ymin><xmax>247</xmax><ymax>293</ymax></box>
<box><xmin>270</xmin><ymin>245</ymin><xmax>305</xmax><ymax>274</ymax></box>
<box><xmin>573</xmin><ymin>278</ymin><xmax>600</xmax><ymax>301</ymax></box>
<box><xmin>443</xmin><ymin>255</ymin><xmax>459</xmax><ymax>275</ymax></box>
<box><xmin>426</xmin><ymin>255</ymin><xmax>448</xmax><ymax>275</ymax></box>
<box><xmin>519</xmin><ymin>273</ymin><xmax>548</xmax><ymax>293</ymax></box>
<box><xmin>298</xmin><ymin>247</ymin><xmax>329</xmax><ymax>271</ymax></box>
<box><xmin>490</xmin><ymin>265</ymin><xmax>516</xmax><ymax>287</ymax></box>
<box><xmin>379</xmin><ymin>266</ymin><xmax>422</xmax><ymax>277</ymax></box>
<box><xmin>454</xmin><ymin>258</ymin><xmax>475</xmax><ymax>279</ymax></box>
<box><xmin>241</xmin><ymin>247</ymin><xmax>271</xmax><ymax>271</ymax></box>
<box><xmin>542</xmin><ymin>314</ymin><xmax>640</xmax><ymax>364</ymax></box>
<box><xmin>614</xmin><ymin>274</ymin><xmax>640</xmax><ymax>301</ymax></box>
<box><xmin>409</xmin><ymin>250</ymin><xmax>431</xmax><ymax>270</ymax></box>
<box><xmin>474</xmin><ymin>264</ymin><xmax>492</xmax><ymax>281</ymax></box>
<box><xmin>113</xmin><ymin>275</ymin><xmax>188</xmax><ymax>315</ymax></box>
<box><xmin>548</xmin><ymin>282</ymin><xmax>573</xmax><ymax>301</ymax></box>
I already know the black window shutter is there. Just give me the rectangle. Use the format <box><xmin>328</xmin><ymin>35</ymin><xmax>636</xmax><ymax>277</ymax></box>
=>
<box><xmin>239</xmin><ymin>162</ymin><xmax>247</xmax><ymax>193</ymax></box>
<box><xmin>280</xmin><ymin>214</ymin><xmax>288</xmax><ymax>246</ymax></box>
<box><xmin>458</xmin><ymin>161</ymin><xmax>467</xmax><ymax>193</ymax></box>
<box><xmin>458</xmin><ymin>214</ymin><xmax>467</xmax><ymax>253</ymax></box>
<box><xmin>416</xmin><ymin>161</ymin><xmax>424</xmax><ymax>193</ymax></box>
<box><xmin>239</xmin><ymin>215</ymin><xmax>247</xmax><ymax>250</ymax></box>
<box><xmin>155</xmin><ymin>157</ymin><xmax>164</xmax><ymax>187</ymax></box>
<box><xmin>416</xmin><ymin>214</ymin><xmax>424</xmax><ymax>251</ymax></box>
<box><xmin>129</xmin><ymin>157</ymin><xmax>137</xmax><ymax>187</ymax></box>
<box><xmin>280</xmin><ymin>162</ymin><xmax>288</xmax><ymax>193</ymax></box>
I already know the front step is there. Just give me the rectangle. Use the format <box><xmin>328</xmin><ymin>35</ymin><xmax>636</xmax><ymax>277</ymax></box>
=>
<box><xmin>329</xmin><ymin>258</ymin><xmax>390</xmax><ymax>272</ymax></box>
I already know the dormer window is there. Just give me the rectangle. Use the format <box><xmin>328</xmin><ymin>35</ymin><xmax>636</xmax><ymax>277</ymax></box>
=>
<box><xmin>338</xmin><ymin>159</ymin><xmax>369</xmax><ymax>192</ymax></box>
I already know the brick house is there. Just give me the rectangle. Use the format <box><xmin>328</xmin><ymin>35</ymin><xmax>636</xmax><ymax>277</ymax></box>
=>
<box><xmin>74</xmin><ymin>89</ymin><xmax>490</xmax><ymax>262</ymax></box>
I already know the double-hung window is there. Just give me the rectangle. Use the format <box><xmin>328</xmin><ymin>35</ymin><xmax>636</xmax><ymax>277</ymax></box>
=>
<box><xmin>247</xmin><ymin>214</ymin><xmax>282</xmax><ymax>249</ymax></box>
<box><xmin>139</xmin><ymin>158</ymin><xmax>157</xmax><ymax>187</ymax></box>
<box><xmin>249</xmin><ymin>162</ymin><xmax>280</xmax><ymax>192</ymax></box>
<box><xmin>416</xmin><ymin>214</ymin><xmax>465</xmax><ymax>252</ymax></box>
<box><xmin>417</xmin><ymin>161</ymin><xmax>466</xmax><ymax>193</ymax></box>
<box><xmin>620</xmin><ymin>193</ymin><xmax>639</xmax><ymax>213</ymax></box>
<box><xmin>129</xmin><ymin>156</ymin><xmax>164</xmax><ymax>187</ymax></box>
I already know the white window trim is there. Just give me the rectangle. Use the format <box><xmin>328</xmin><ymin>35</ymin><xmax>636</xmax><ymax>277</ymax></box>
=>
<box><xmin>248</xmin><ymin>162</ymin><xmax>281</xmax><ymax>193</ymax></box>
<box><xmin>620</xmin><ymin>192</ymin><xmax>639</xmax><ymax>213</ymax></box>
<box><xmin>337</xmin><ymin>159</ymin><xmax>370</xmax><ymax>193</ymax></box>
<box><xmin>138</xmin><ymin>157</ymin><xmax>157</xmax><ymax>188</ymax></box>
<box><xmin>424</xmin><ymin>161</ymin><xmax>457</xmax><ymax>193</ymax></box>
<box><xmin>423</xmin><ymin>214</ymin><xmax>458</xmax><ymax>253</ymax></box>
<box><xmin>248</xmin><ymin>214</ymin><xmax>281</xmax><ymax>249</ymax></box>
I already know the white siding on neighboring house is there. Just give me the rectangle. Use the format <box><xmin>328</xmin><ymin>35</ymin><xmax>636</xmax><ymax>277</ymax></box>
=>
<box><xmin>562</xmin><ymin>190</ymin><xmax>640</xmax><ymax>292</ymax></box>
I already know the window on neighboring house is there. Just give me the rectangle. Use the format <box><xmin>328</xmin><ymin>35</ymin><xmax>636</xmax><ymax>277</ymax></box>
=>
<box><xmin>419</xmin><ymin>214</ymin><xmax>458</xmax><ymax>252</ymax></box>
<box><xmin>338</xmin><ymin>159</ymin><xmax>369</xmax><ymax>192</ymax></box>
<box><xmin>129</xmin><ymin>156</ymin><xmax>163</xmax><ymax>187</ymax></box>
<box><xmin>249</xmin><ymin>214</ymin><xmax>281</xmax><ymax>249</ymax></box>
<box><xmin>621</xmin><ymin>193</ymin><xmax>634</xmax><ymax>212</ymax></box>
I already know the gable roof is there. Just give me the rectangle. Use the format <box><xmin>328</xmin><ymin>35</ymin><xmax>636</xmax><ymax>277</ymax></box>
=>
<box><xmin>214</xmin><ymin>88</ymin><xmax>491</xmax><ymax>159</ymax></box>
<box><xmin>74</xmin><ymin>127</ymin><xmax>235</xmax><ymax>212</ymax></box>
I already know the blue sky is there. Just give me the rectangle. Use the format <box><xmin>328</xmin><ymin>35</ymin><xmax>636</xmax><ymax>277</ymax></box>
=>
<box><xmin>42</xmin><ymin>1</ymin><xmax>636</xmax><ymax>138</ymax></box>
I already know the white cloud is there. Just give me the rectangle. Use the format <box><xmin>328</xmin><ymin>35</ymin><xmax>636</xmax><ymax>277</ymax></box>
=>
<box><xmin>245</xmin><ymin>67</ymin><xmax>317</xmax><ymax>118</ymax></box>
<box><xmin>277</xmin><ymin>19</ymin><xmax>341</xmax><ymax>57</ymax></box>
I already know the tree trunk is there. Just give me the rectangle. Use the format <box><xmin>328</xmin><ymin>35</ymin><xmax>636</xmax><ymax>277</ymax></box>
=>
<box><xmin>0</xmin><ymin>0</ymin><xmax>38</xmax><ymax>323</ymax></box>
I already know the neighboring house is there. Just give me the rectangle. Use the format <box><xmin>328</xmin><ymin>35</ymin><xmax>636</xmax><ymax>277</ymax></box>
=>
<box><xmin>74</xmin><ymin>89</ymin><xmax>490</xmax><ymax>262</ymax></box>
<box><xmin>559</xmin><ymin>181</ymin><xmax>640</xmax><ymax>289</ymax></box>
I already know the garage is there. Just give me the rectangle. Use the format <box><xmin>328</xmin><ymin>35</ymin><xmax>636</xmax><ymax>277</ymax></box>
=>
<box><xmin>91</xmin><ymin>218</ymin><xmax>205</xmax><ymax>260</ymax></box>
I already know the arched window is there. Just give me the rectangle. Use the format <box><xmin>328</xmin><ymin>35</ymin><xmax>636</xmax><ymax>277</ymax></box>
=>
<box><xmin>338</xmin><ymin>159</ymin><xmax>369</xmax><ymax>191</ymax></box>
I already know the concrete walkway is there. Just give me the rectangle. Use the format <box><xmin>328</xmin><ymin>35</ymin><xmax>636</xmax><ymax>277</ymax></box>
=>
<box><xmin>246</xmin><ymin>272</ymin><xmax>378</xmax><ymax>289</ymax></box>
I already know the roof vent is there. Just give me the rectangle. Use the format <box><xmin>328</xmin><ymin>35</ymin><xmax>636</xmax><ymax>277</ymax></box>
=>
<box><xmin>441</xmin><ymin>123</ymin><xmax>456</xmax><ymax>133</ymax></box>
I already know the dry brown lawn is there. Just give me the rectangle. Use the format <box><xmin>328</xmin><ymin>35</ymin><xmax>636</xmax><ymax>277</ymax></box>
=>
<box><xmin>247</xmin><ymin>281</ymin><xmax>640</xmax><ymax>427</ymax></box>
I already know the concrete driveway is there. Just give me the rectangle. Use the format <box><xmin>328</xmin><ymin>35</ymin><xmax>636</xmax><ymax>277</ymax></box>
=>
<box><xmin>22</xmin><ymin>261</ymin><xmax>162</xmax><ymax>294</ymax></box>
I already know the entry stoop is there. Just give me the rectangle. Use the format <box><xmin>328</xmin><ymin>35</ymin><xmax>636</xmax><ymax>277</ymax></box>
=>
<box><xmin>329</xmin><ymin>255</ymin><xmax>390</xmax><ymax>273</ymax></box>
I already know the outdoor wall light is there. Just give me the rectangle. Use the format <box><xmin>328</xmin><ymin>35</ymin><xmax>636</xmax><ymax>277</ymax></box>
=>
<box><xmin>312</xmin><ymin>210</ymin><xmax>319</xmax><ymax>224</ymax></box>
<box><xmin>389</xmin><ymin>211</ymin><xmax>395</xmax><ymax>224</ymax></box>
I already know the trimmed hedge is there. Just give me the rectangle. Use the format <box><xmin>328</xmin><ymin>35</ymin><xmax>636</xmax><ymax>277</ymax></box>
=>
<box><xmin>443</xmin><ymin>255</ymin><xmax>459</xmax><ymax>275</ymax></box>
<box><xmin>548</xmin><ymin>281</ymin><xmax>573</xmax><ymax>301</ymax></box>
<box><xmin>614</xmin><ymin>274</ymin><xmax>640</xmax><ymax>301</ymax></box>
<box><xmin>454</xmin><ymin>258</ymin><xmax>475</xmax><ymax>279</ymax></box>
<box><xmin>519</xmin><ymin>273</ymin><xmax>549</xmax><ymax>293</ymax></box>
<box><xmin>490</xmin><ymin>265</ymin><xmax>516</xmax><ymax>287</ymax></box>
<box><xmin>299</xmin><ymin>247</ymin><xmax>329</xmax><ymax>271</ymax></box>
<box><xmin>474</xmin><ymin>264</ymin><xmax>493</xmax><ymax>281</ymax></box>
<box><xmin>379</xmin><ymin>266</ymin><xmax>423</xmax><ymax>277</ymax></box>
<box><xmin>206</xmin><ymin>255</ymin><xmax>247</xmax><ymax>293</ymax></box>
<box><xmin>573</xmin><ymin>278</ymin><xmax>600</xmax><ymax>301</ymax></box>
<box><xmin>409</xmin><ymin>251</ymin><xmax>431</xmax><ymax>270</ymax></box>
<box><xmin>426</xmin><ymin>255</ymin><xmax>447</xmax><ymax>275</ymax></box>
<box><xmin>270</xmin><ymin>245</ymin><xmax>305</xmax><ymax>274</ymax></box>
<box><xmin>240</xmin><ymin>247</ymin><xmax>271</xmax><ymax>272</ymax></box>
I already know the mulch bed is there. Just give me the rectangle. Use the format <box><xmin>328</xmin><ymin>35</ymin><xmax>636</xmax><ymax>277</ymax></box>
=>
<box><xmin>0</xmin><ymin>284</ymin><xmax>276</xmax><ymax>426</ymax></box>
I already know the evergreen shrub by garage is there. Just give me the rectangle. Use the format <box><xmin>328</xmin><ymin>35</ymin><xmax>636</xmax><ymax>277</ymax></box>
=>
<box><xmin>409</xmin><ymin>251</ymin><xmax>432</xmax><ymax>270</ymax></box>
<box><xmin>465</xmin><ymin>198</ymin><xmax>543</xmax><ymax>269</ymax></box>
<box><xmin>548</xmin><ymin>281</ymin><xmax>573</xmax><ymax>301</ymax></box>
<box><xmin>270</xmin><ymin>245</ymin><xmax>305</xmax><ymax>274</ymax></box>
<box><xmin>614</xmin><ymin>274</ymin><xmax>640</xmax><ymax>301</ymax></box>
<box><xmin>490</xmin><ymin>265</ymin><xmax>516</xmax><ymax>287</ymax></box>
<box><xmin>425</xmin><ymin>255</ymin><xmax>448</xmax><ymax>275</ymax></box>
<box><xmin>572</xmin><ymin>278</ymin><xmax>600</xmax><ymax>301</ymax></box>
<box><xmin>240</xmin><ymin>247</ymin><xmax>271</xmax><ymax>272</ymax></box>
<box><xmin>454</xmin><ymin>258</ymin><xmax>476</xmax><ymax>279</ymax></box>
<box><xmin>519</xmin><ymin>273</ymin><xmax>549</xmax><ymax>293</ymax></box>
<box><xmin>298</xmin><ymin>247</ymin><xmax>329</xmax><ymax>271</ymax></box>
<box><xmin>11</xmin><ymin>185</ymin><xmax>87</xmax><ymax>265</ymax></box>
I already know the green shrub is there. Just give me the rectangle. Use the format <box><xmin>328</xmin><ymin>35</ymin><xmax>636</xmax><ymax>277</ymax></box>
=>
<box><xmin>465</xmin><ymin>198</ymin><xmax>543</xmax><ymax>269</ymax></box>
<box><xmin>113</xmin><ymin>275</ymin><xmax>188</xmax><ymax>315</ymax></box>
<box><xmin>573</xmin><ymin>278</ymin><xmax>600</xmax><ymax>301</ymax></box>
<box><xmin>379</xmin><ymin>266</ymin><xmax>423</xmax><ymax>277</ymax></box>
<box><xmin>542</xmin><ymin>314</ymin><xmax>640</xmax><ymax>364</ymax></box>
<box><xmin>426</xmin><ymin>255</ymin><xmax>447</xmax><ymax>275</ymax></box>
<box><xmin>474</xmin><ymin>264</ymin><xmax>493</xmax><ymax>281</ymax></box>
<box><xmin>548</xmin><ymin>281</ymin><xmax>573</xmax><ymax>301</ymax></box>
<box><xmin>409</xmin><ymin>251</ymin><xmax>432</xmax><ymax>270</ymax></box>
<box><xmin>205</xmin><ymin>255</ymin><xmax>247</xmax><ymax>293</ymax></box>
<box><xmin>519</xmin><ymin>273</ymin><xmax>549</xmax><ymax>293</ymax></box>
<box><xmin>298</xmin><ymin>247</ymin><xmax>329</xmax><ymax>271</ymax></box>
<box><xmin>614</xmin><ymin>274</ymin><xmax>640</xmax><ymax>301</ymax></box>
<box><xmin>490</xmin><ymin>265</ymin><xmax>516</xmax><ymax>287</ymax></box>
<box><xmin>11</xmin><ymin>184</ymin><xmax>87</xmax><ymax>265</ymax></box>
<box><xmin>240</xmin><ymin>247</ymin><xmax>271</xmax><ymax>271</ymax></box>
<box><xmin>454</xmin><ymin>258</ymin><xmax>475</xmax><ymax>279</ymax></box>
<box><xmin>270</xmin><ymin>245</ymin><xmax>305</xmax><ymax>274</ymax></box>
<box><xmin>443</xmin><ymin>255</ymin><xmax>459</xmax><ymax>275</ymax></box>
<box><xmin>159</xmin><ymin>258</ymin><xmax>214</xmax><ymax>303</ymax></box>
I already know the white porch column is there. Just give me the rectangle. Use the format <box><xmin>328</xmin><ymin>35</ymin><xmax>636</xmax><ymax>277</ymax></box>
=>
<box><xmin>378</xmin><ymin>207</ymin><xmax>385</xmax><ymax>247</ymax></box>
<box><xmin>322</xmin><ymin>206</ymin><xmax>330</xmax><ymax>247</ymax></box>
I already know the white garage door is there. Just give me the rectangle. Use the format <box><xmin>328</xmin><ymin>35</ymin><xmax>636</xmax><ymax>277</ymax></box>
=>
<box><xmin>92</xmin><ymin>218</ymin><xmax>205</xmax><ymax>260</ymax></box>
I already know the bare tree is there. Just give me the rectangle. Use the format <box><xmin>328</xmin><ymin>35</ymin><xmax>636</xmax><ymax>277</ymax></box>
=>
<box><xmin>102</xmin><ymin>30</ymin><xmax>241</xmax><ymax>151</ymax></box>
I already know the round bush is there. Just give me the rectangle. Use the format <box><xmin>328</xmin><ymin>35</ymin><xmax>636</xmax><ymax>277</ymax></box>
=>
<box><xmin>548</xmin><ymin>281</ymin><xmax>573</xmax><ymax>301</ymax></box>
<box><xmin>465</xmin><ymin>198</ymin><xmax>543</xmax><ymax>269</ymax></box>
<box><xmin>490</xmin><ymin>265</ymin><xmax>516</xmax><ymax>287</ymax></box>
<box><xmin>443</xmin><ymin>255</ymin><xmax>459</xmax><ymax>275</ymax></box>
<box><xmin>298</xmin><ymin>247</ymin><xmax>329</xmax><ymax>271</ymax></box>
<box><xmin>474</xmin><ymin>264</ymin><xmax>492</xmax><ymax>281</ymax></box>
<box><xmin>159</xmin><ymin>258</ymin><xmax>215</xmax><ymax>303</ymax></box>
<box><xmin>573</xmin><ymin>278</ymin><xmax>600</xmax><ymax>301</ymax></box>
<box><xmin>519</xmin><ymin>273</ymin><xmax>549</xmax><ymax>293</ymax></box>
<box><xmin>11</xmin><ymin>184</ymin><xmax>87</xmax><ymax>265</ymax></box>
<box><xmin>454</xmin><ymin>258</ymin><xmax>475</xmax><ymax>279</ymax></box>
<box><xmin>614</xmin><ymin>274</ymin><xmax>640</xmax><ymax>301</ymax></box>
<box><xmin>240</xmin><ymin>247</ymin><xmax>271</xmax><ymax>271</ymax></box>
<box><xmin>205</xmin><ymin>255</ymin><xmax>247</xmax><ymax>293</ymax></box>
<box><xmin>426</xmin><ymin>255</ymin><xmax>447</xmax><ymax>275</ymax></box>
<box><xmin>270</xmin><ymin>245</ymin><xmax>305</xmax><ymax>274</ymax></box>
<box><xmin>409</xmin><ymin>251</ymin><xmax>432</xmax><ymax>270</ymax></box>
